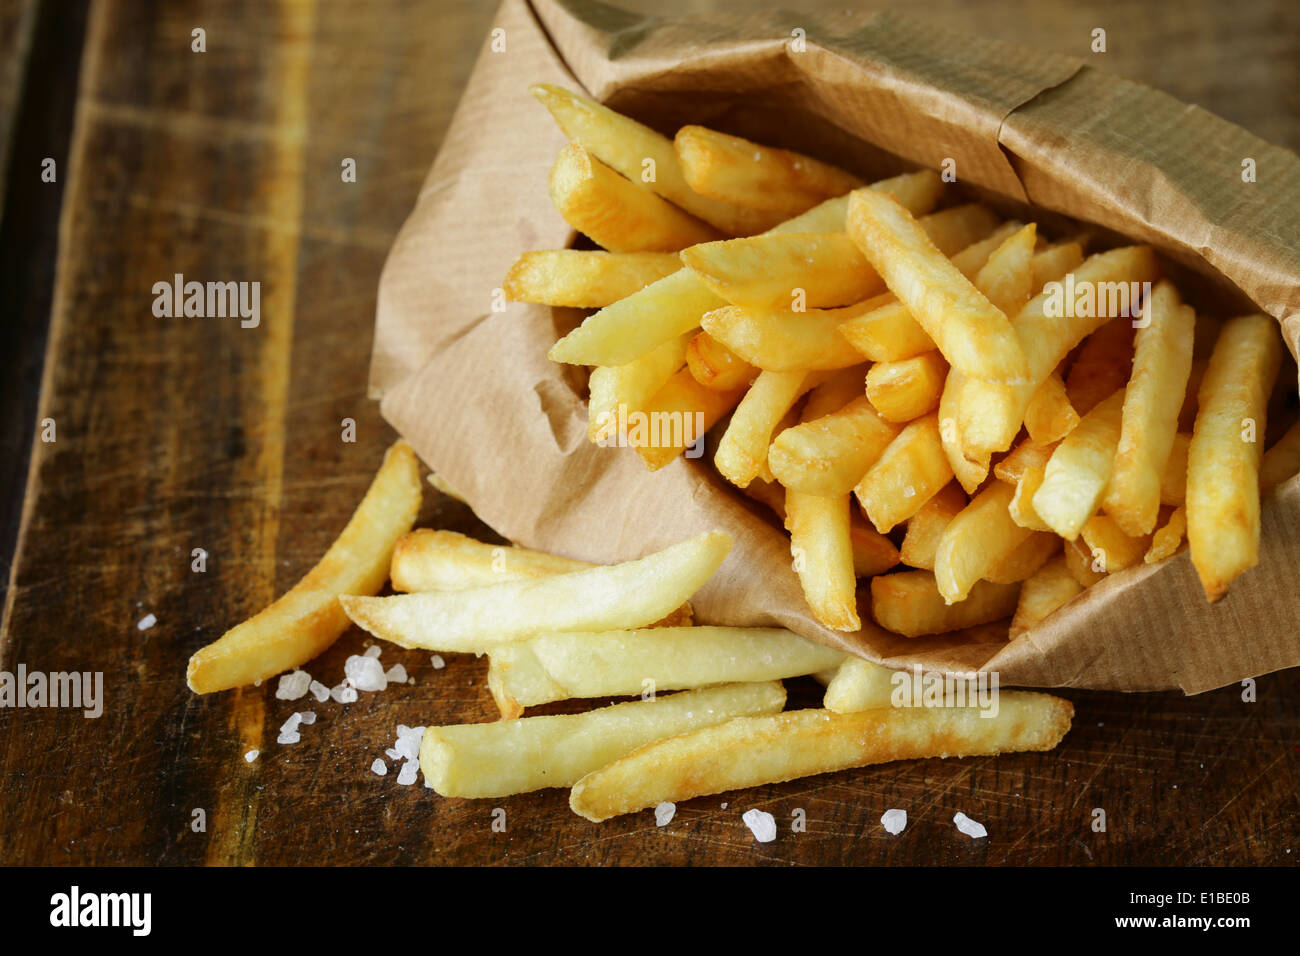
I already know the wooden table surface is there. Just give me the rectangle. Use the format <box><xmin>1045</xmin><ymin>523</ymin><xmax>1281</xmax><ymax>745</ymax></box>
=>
<box><xmin>1</xmin><ymin>0</ymin><xmax>1296</xmax><ymax>866</ymax></box>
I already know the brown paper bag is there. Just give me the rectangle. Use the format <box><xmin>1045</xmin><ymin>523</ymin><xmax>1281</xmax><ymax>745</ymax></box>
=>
<box><xmin>370</xmin><ymin>0</ymin><xmax>1300</xmax><ymax>694</ymax></box>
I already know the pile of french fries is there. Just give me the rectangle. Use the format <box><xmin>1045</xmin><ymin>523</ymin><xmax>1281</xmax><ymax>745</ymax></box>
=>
<box><xmin>507</xmin><ymin>84</ymin><xmax>1300</xmax><ymax>638</ymax></box>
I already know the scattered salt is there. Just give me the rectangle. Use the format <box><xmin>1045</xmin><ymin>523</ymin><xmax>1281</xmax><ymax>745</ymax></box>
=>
<box><xmin>309</xmin><ymin>680</ymin><xmax>330</xmax><ymax>703</ymax></box>
<box><xmin>953</xmin><ymin>812</ymin><xmax>987</xmax><ymax>839</ymax></box>
<box><xmin>385</xmin><ymin>663</ymin><xmax>408</xmax><ymax>684</ymax></box>
<box><xmin>244</xmin><ymin>749</ymin><xmax>259</xmax><ymax>763</ymax></box>
<box><xmin>345</xmin><ymin>654</ymin><xmax>387</xmax><ymax>692</ymax></box>
<box><xmin>385</xmin><ymin>748</ymin><xmax>402</xmax><ymax>760</ymax></box>
<box><xmin>276</xmin><ymin>670</ymin><xmax>312</xmax><ymax>701</ymax></box>
<box><xmin>370</xmin><ymin>758</ymin><xmax>387</xmax><ymax>776</ymax></box>
<box><xmin>654</xmin><ymin>802</ymin><xmax>676</xmax><ymax>827</ymax></box>
<box><xmin>881</xmin><ymin>808</ymin><xmax>907</xmax><ymax>835</ymax></box>
<box><xmin>298</xmin><ymin>711</ymin><xmax>316</xmax><ymax>725</ymax></box>
<box><xmin>364</xmin><ymin>644</ymin><xmax>383</xmax><ymax>660</ymax></box>
<box><xmin>742</xmin><ymin>809</ymin><xmax>777</xmax><ymax>843</ymax></box>
<box><xmin>430</xmin><ymin>655</ymin><xmax>446</xmax><ymax>670</ymax></box>
<box><xmin>396</xmin><ymin>760</ymin><xmax>419</xmax><ymax>786</ymax></box>
<box><xmin>330</xmin><ymin>683</ymin><xmax>358</xmax><ymax>704</ymax></box>
<box><xmin>136</xmin><ymin>613</ymin><xmax>157</xmax><ymax>631</ymax></box>
<box><xmin>277</xmin><ymin>729</ymin><xmax>301</xmax><ymax>745</ymax></box>
<box><xmin>395</xmin><ymin>725</ymin><xmax>426</xmax><ymax>762</ymax></box>
<box><xmin>280</xmin><ymin>713</ymin><xmax>302</xmax><ymax>735</ymax></box>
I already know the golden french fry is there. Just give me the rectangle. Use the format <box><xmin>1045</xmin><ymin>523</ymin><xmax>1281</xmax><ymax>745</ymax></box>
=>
<box><xmin>630</xmin><ymin>369</ymin><xmax>746</xmax><ymax>471</ymax></box>
<box><xmin>822</xmin><ymin>657</ymin><xmax>900</xmax><ymax>713</ymax></box>
<box><xmin>186</xmin><ymin>441</ymin><xmax>422</xmax><ymax>693</ymax></box>
<box><xmin>341</xmin><ymin>531</ymin><xmax>732</xmax><ymax>652</ymax></box>
<box><xmin>871</xmin><ymin>570</ymin><xmax>1019</xmax><ymax>637</ymax></box>
<box><xmin>488</xmin><ymin>628</ymin><xmax>844</xmax><ymax>710</ymax></box>
<box><xmin>1063</xmin><ymin>536</ymin><xmax>1107</xmax><ymax>586</ymax></box>
<box><xmin>850</xmin><ymin>511</ymin><xmax>901</xmax><ymax>576</ymax></box>
<box><xmin>1008</xmin><ymin>461</ymin><xmax>1053</xmax><ymax>532</ymax></box>
<box><xmin>391</xmin><ymin>529</ymin><xmax>587</xmax><ymax>591</ymax></box>
<box><xmin>854</xmin><ymin>412</ymin><xmax>953</xmax><ymax>532</ymax></box>
<box><xmin>674</xmin><ymin>124</ymin><xmax>863</xmax><ymax>214</ymax></box>
<box><xmin>1031</xmin><ymin>241</ymin><xmax>1085</xmax><ymax>290</ymax></box>
<box><xmin>701</xmin><ymin>300</ymin><xmax>867</xmax><ymax>372</ymax></box>
<box><xmin>934</xmin><ymin>481</ymin><xmax>1034</xmax><ymax>603</ymax></box>
<box><xmin>1158</xmin><ymin>432</ymin><xmax>1191</xmax><ymax>506</ymax></box>
<box><xmin>994</xmin><ymin>437</ymin><xmax>1057</xmax><ymax>484</ymax></box>
<box><xmin>549</xmin><ymin>172</ymin><xmax>940</xmax><ymax>366</ymax></box>
<box><xmin>685</xmin><ymin>331</ymin><xmax>757</xmax><ymax>391</ymax></box>
<box><xmin>716</xmin><ymin>370</ymin><xmax>817</xmax><ymax>487</ymax></box>
<box><xmin>898</xmin><ymin>481</ymin><xmax>967</xmax><ymax>570</ymax></box>
<box><xmin>587</xmin><ymin>331</ymin><xmax>693</xmax><ymax>443</ymax></box>
<box><xmin>1066</xmin><ymin>316</ymin><xmax>1137</xmax><ymax>416</ymax></box>
<box><xmin>865</xmin><ymin>351</ymin><xmax>949</xmax><ymax>422</ymax></box>
<box><xmin>801</xmin><ymin>365</ymin><xmax>869</xmax><ymax>418</ymax></box>
<box><xmin>768</xmin><ymin>397</ymin><xmax>899</xmax><ymax>496</ymax></box>
<box><xmin>958</xmin><ymin>246</ymin><xmax>1159</xmax><ymax>455</ymax></box>
<box><xmin>1079</xmin><ymin>514</ymin><xmax>1150</xmax><ymax>572</ymax></box>
<box><xmin>503</xmin><ymin>250</ymin><xmax>683</xmax><ymax>307</ymax></box>
<box><xmin>682</xmin><ymin>233</ymin><xmax>882</xmax><ymax>310</ymax></box>
<box><xmin>786</xmin><ymin>489</ymin><xmax>862</xmax><ymax>631</ymax></box>
<box><xmin>937</xmin><ymin>369</ymin><xmax>989</xmax><ymax>494</ymax></box>
<box><xmin>1032</xmin><ymin>387</ymin><xmax>1127</xmax><ymax>540</ymax></box>
<box><xmin>1024</xmin><ymin>372</ymin><xmax>1079</xmax><ymax>444</ymax></box>
<box><xmin>569</xmin><ymin>693</ymin><xmax>1074</xmax><ymax>821</ymax></box>
<box><xmin>1187</xmin><ymin>313</ymin><xmax>1283</xmax><ymax>600</ymax></box>
<box><xmin>1009</xmin><ymin>556</ymin><xmax>1083</xmax><ymax>638</ymax></box>
<box><xmin>1260</xmin><ymin>417</ymin><xmax>1300</xmax><ymax>493</ymax></box>
<box><xmin>847</xmin><ymin>190</ymin><xmax>1027</xmax><ymax>382</ymax></box>
<box><xmin>1144</xmin><ymin>505</ymin><xmax>1187</xmax><ymax>563</ymax></box>
<box><xmin>549</xmin><ymin>142</ymin><xmax>720</xmax><ymax>252</ymax></box>
<box><xmin>973</xmin><ymin>223</ymin><xmax>1036</xmax><ymax>317</ymax></box>
<box><xmin>424</xmin><ymin>682</ymin><xmax>786</xmax><ymax>799</ymax></box>
<box><xmin>530</xmin><ymin>84</ymin><xmax>780</xmax><ymax>235</ymax></box>
<box><xmin>1104</xmin><ymin>282</ymin><xmax>1195</xmax><ymax>535</ymax></box>
<box><xmin>985</xmin><ymin>531</ymin><xmax>1062</xmax><ymax>584</ymax></box>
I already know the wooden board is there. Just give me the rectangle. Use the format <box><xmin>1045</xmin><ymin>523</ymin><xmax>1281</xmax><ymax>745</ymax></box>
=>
<box><xmin>0</xmin><ymin>0</ymin><xmax>1296</xmax><ymax>866</ymax></box>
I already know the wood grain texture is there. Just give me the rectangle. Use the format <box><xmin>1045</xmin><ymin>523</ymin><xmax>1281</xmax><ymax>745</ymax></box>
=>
<box><xmin>0</xmin><ymin>0</ymin><xmax>1296</xmax><ymax>866</ymax></box>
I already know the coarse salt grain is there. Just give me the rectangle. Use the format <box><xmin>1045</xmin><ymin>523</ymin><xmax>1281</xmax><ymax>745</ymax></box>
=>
<box><xmin>395</xmin><ymin>725</ymin><xmax>426</xmax><ymax>762</ymax></box>
<box><xmin>277</xmin><ymin>729</ymin><xmax>301</xmax><ymax>745</ymax></box>
<box><xmin>953</xmin><ymin>812</ymin><xmax>987</xmax><ymax>839</ymax></box>
<box><xmin>742</xmin><ymin>809</ymin><xmax>777</xmax><ymax>843</ymax></box>
<box><xmin>330</xmin><ymin>683</ymin><xmax>358</xmax><ymax>704</ymax></box>
<box><xmin>276</xmin><ymin>670</ymin><xmax>312</xmax><ymax>701</ymax></box>
<box><xmin>385</xmin><ymin>748</ymin><xmax>401</xmax><ymax>760</ymax></box>
<box><xmin>244</xmin><ymin>749</ymin><xmax>259</xmax><ymax>763</ymax></box>
<box><xmin>654</xmin><ymin>802</ymin><xmax>676</xmax><ymax>827</ymax></box>
<box><xmin>364</xmin><ymin>644</ymin><xmax>383</xmax><ymax>660</ymax></box>
<box><xmin>136</xmin><ymin>613</ymin><xmax>157</xmax><ymax>631</ymax></box>
<box><xmin>309</xmin><ymin>680</ymin><xmax>330</xmax><ymax>703</ymax></box>
<box><xmin>370</xmin><ymin>759</ymin><xmax>387</xmax><ymax>776</ymax></box>
<box><xmin>430</xmin><ymin>655</ymin><xmax>445</xmax><ymax>670</ymax></box>
<box><xmin>881</xmin><ymin>808</ymin><xmax>907</xmax><ymax>835</ymax></box>
<box><xmin>280</xmin><ymin>714</ymin><xmax>302</xmax><ymax>735</ymax></box>
<box><xmin>396</xmin><ymin>760</ymin><xmax>419</xmax><ymax>786</ymax></box>
<box><xmin>345</xmin><ymin>654</ymin><xmax>387</xmax><ymax>692</ymax></box>
<box><xmin>298</xmin><ymin>711</ymin><xmax>316</xmax><ymax>725</ymax></box>
<box><xmin>385</xmin><ymin>663</ymin><xmax>407</xmax><ymax>684</ymax></box>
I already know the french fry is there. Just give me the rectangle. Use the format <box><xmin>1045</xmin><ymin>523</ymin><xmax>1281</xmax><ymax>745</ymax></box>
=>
<box><xmin>973</xmin><ymin>223</ymin><xmax>1036</xmax><ymax>318</ymax></box>
<box><xmin>741</xmin><ymin>475</ymin><xmax>786</xmax><ymax>519</ymax></box>
<box><xmin>1008</xmin><ymin>461</ymin><xmax>1053</xmax><ymax>532</ymax></box>
<box><xmin>488</xmin><ymin>627</ymin><xmax>844</xmax><ymax>710</ymax></box>
<box><xmin>994</xmin><ymin>437</ymin><xmax>1057</xmax><ymax>484</ymax></box>
<box><xmin>801</xmin><ymin>365</ymin><xmax>869</xmax><ymax>419</ymax></box>
<box><xmin>682</xmin><ymin>233</ymin><xmax>882</xmax><ymax>310</ymax></box>
<box><xmin>1187</xmin><ymin>313</ymin><xmax>1283</xmax><ymax>600</ymax></box>
<box><xmin>1260</xmin><ymin>418</ymin><xmax>1300</xmax><ymax>493</ymax></box>
<box><xmin>1031</xmin><ymin>241</ymin><xmax>1085</xmax><ymax>290</ymax></box>
<box><xmin>685</xmin><ymin>331</ymin><xmax>757</xmax><ymax>391</ymax></box>
<box><xmin>530</xmin><ymin>84</ymin><xmax>781</xmax><ymax>235</ymax></box>
<box><xmin>850</xmin><ymin>511</ymin><xmax>901</xmax><ymax>576</ymax></box>
<box><xmin>503</xmin><ymin>250</ymin><xmax>683</xmax><ymax>307</ymax></box>
<box><xmin>958</xmin><ymin>245</ymin><xmax>1159</xmax><ymax>455</ymax></box>
<box><xmin>587</xmin><ymin>331</ymin><xmax>693</xmax><ymax>443</ymax></box>
<box><xmin>569</xmin><ymin>693</ymin><xmax>1074</xmax><ymax>821</ymax></box>
<box><xmin>1023</xmin><ymin>372</ymin><xmax>1079</xmax><ymax>444</ymax></box>
<box><xmin>1104</xmin><ymin>282</ymin><xmax>1195</xmax><ymax>535</ymax></box>
<box><xmin>847</xmin><ymin>190</ymin><xmax>1027</xmax><ymax>382</ymax></box>
<box><xmin>715</xmin><ymin>370</ymin><xmax>817</xmax><ymax>487</ymax></box>
<box><xmin>1032</xmin><ymin>387</ymin><xmax>1127</xmax><ymax>540</ymax></box>
<box><xmin>786</xmin><ymin>489</ymin><xmax>862</xmax><ymax>631</ymax></box>
<box><xmin>631</xmin><ymin>369</ymin><xmax>747</xmax><ymax>470</ymax></box>
<box><xmin>898</xmin><ymin>481</ymin><xmax>967</xmax><ymax>570</ymax></box>
<box><xmin>934</xmin><ymin>481</ymin><xmax>1034</xmax><ymax>603</ymax></box>
<box><xmin>1064</xmin><ymin>536</ymin><xmax>1106</xmax><ymax>586</ymax></box>
<box><xmin>341</xmin><ymin>531</ymin><xmax>732</xmax><ymax>652</ymax></box>
<box><xmin>985</xmin><ymin>531</ymin><xmax>1061</xmax><ymax>584</ymax></box>
<box><xmin>865</xmin><ymin>351</ymin><xmax>949</xmax><ymax>422</ymax></box>
<box><xmin>423</xmin><ymin>682</ymin><xmax>787</xmax><ymax>799</ymax></box>
<box><xmin>822</xmin><ymin>657</ymin><xmax>899</xmax><ymax>713</ymax></box>
<box><xmin>186</xmin><ymin>441</ymin><xmax>422</xmax><ymax>693</ymax></box>
<box><xmin>391</xmin><ymin>529</ymin><xmax>587</xmax><ymax>591</ymax></box>
<box><xmin>871</xmin><ymin>570</ymin><xmax>1019</xmax><ymax>637</ymax></box>
<box><xmin>701</xmin><ymin>300</ymin><xmax>867</xmax><ymax>372</ymax></box>
<box><xmin>1079</xmin><ymin>514</ymin><xmax>1150</xmax><ymax>572</ymax></box>
<box><xmin>854</xmin><ymin>413</ymin><xmax>953</xmax><ymax>533</ymax></box>
<box><xmin>768</xmin><ymin>397</ymin><xmax>900</xmax><ymax>496</ymax></box>
<box><xmin>1159</xmin><ymin>432</ymin><xmax>1191</xmax><ymax>506</ymax></box>
<box><xmin>1144</xmin><ymin>505</ymin><xmax>1187</xmax><ymax>563</ymax></box>
<box><xmin>549</xmin><ymin>142</ymin><xmax>720</xmax><ymax>252</ymax></box>
<box><xmin>937</xmin><ymin>370</ymin><xmax>989</xmax><ymax>494</ymax></box>
<box><xmin>548</xmin><ymin>172</ymin><xmax>940</xmax><ymax>366</ymax></box>
<box><xmin>1066</xmin><ymin>317</ymin><xmax>1137</xmax><ymax>414</ymax></box>
<box><xmin>674</xmin><ymin>124</ymin><xmax>863</xmax><ymax>214</ymax></box>
<box><xmin>1009</xmin><ymin>556</ymin><xmax>1083</xmax><ymax>638</ymax></box>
